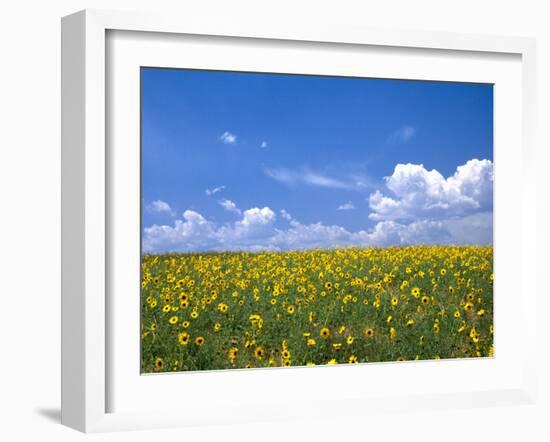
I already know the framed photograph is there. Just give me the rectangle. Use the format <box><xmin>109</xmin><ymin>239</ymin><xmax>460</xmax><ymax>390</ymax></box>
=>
<box><xmin>61</xmin><ymin>9</ymin><xmax>538</xmax><ymax>432</ymax></box>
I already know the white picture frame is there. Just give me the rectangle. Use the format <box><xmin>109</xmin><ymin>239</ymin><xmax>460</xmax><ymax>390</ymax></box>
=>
<box><xmin>61</xmin><ymin>9</ymin><xmax>538</xmax><ymax>433</ymax></box>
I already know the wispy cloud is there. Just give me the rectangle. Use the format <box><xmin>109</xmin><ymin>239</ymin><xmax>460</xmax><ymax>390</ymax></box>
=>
<box><xmin>264</xmin><ymin>167</ymin><xmax>372</xmax><ymax>191</ymax></box>
<box><xmin>303</xmin><ymin>172</ymin><xmax>351</xmax><ymax>189</ymax></box>
<box><xmin>218</xmin><ymin>198</ymin><xmax>241</xmax><ymax>215</ymax></box>
<box><xmin>205</xmin><ymin>185</ymin><xmax>226</xmax><ymax>196</ymax></box>
<box><xmin>219</xmin><ymin>131</ymin><xmax>237</xmax><ymax>144</ymax></box>
<box><xmin>265</xmin><ymin>167</ymin><xmax>355</xmax><ymax>190</ymax></box>
<box><xmin>388</xmin><ymin>125</ymin><xmax>416</xmax><ymax>144</ymax></box>
<box><xmin>260</xmin><ymin>141</ymin><xmax>268</xmax><ymax>149</ymax></box>
<box><xmin>337</xmin><ymin>202</ymin><xmax>355</xmax><ymax>211</ymax></box>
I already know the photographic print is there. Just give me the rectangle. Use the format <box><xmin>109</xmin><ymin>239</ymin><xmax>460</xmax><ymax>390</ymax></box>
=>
<box><xmin>140</xmin><ymin>68</ymin><xmax>493</xmax><ymax>373</ymax></box>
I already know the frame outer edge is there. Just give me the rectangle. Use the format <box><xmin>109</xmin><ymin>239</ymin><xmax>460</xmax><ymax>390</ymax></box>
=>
<box><xmin>89</xmin><ymin>8</ymin><xmax>532</xmax><ymax>55</ymax></box>
<box><xmin>521</xmin><ymin>39</ymin><xmax>537</xmax><ymax>403</ymax></box>
<box><xmin>62</xmin><ymin>9</ymin><xmax>108</xmax><ymax>433</ymax></box>
<box><xmin>61</xmin><ymin>10</ymin><xmax>87</xmax><ymax>432</ymax></box>
<box><xmin>60</xmin><ymin>8</ymin><xmax>538</xmax><ymax>432</ymax></box>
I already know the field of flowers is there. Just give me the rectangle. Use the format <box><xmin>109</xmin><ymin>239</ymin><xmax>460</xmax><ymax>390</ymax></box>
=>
<box><xmin>141</xmin><ymin>245</ymin><xmax>493</xmax><ymax>373</ymax></box>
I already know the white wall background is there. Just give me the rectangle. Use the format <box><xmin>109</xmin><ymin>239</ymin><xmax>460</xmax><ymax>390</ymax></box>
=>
<box><xmin>0</xmin><ymin>1</ymin><xmax>548</xmax><ymax>440</ymax></box>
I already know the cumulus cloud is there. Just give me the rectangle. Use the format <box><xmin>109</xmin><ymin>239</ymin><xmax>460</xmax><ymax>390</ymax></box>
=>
<box><xmin>215</xmin><ymin>208</ymin><xmax>277</xmax><ymax>250</ymax></box>
<box><xmin>205</xmin><ymin>185</ymin><xmax>226</xmax><ymax>196</ymax></box>
<box><xmin>271</xmin><ymin>220</ymin><xmax>353</xmax><ymax>250</ymax></box>
<box><xmin>143</xmin><ymin>206</ymin><xmax>492</xmax><ymax>253</ymax></box>
<box><xmin>142</xmin><ymin>159</ymin><xmax>493</xmax><ymax>253</ymax></box>
<box><xmin>143</xmin><ymin>207</ymin><xmax>277</xmax><ymax>253</ymax></box>
<box><xmin>359</xmin><ymin>212</ymin><xmax>493</xmax><ymax>246</ymax></box>
<box><xmin>219</xmin><ymin>131</ymin><xmax>237</xmax><ymax>144</ymax></box>
<box><xmin>146</xmin><ymin>200</ymin><xmax>173</xmax><ymax>214</ymax></box>
<box><xmin>143</xmin><ymin>210</ymin><xmax>218</xmax><ymax>252</ymax></box>
<box><xmin>337</xmin><ymin>202</ymin><xmax>355</xmax><ymax>211</ymax></box>
<box><xmin>218</xmin><ymin>198</ymin><xmax>241</xmax><ymax>215</ymax></box>
<box><xmin>240</xmin><ymin>207</ymin><xmax>275</xmax><ymax>226</ymax></box>
<box><xmin>368</xmin><ymin>159</ymin><xmax>493</xmax><ymax>222</ymax></box>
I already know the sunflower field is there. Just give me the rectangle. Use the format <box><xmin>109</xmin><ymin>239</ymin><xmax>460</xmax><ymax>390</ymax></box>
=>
<box><xmin>141</xmin><ymin>245</ymin><xmax>493</xmax><ymax>373</ymax></box>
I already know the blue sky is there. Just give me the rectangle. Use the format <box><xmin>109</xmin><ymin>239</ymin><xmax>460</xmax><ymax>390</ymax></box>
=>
<box><xmin>141</xmin><ymin>67</ymin><xmax>493</xmax><ymax>253</ymax></box>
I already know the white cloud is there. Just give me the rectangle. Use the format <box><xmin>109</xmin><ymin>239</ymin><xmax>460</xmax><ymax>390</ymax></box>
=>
<box><xmin>142</xmin><ymin>205</ymin><xmax>492</xmax><ymax>253</ymax></box>
<box><xmin>142</xmin><ymin>159</ymin><xmax>493</xmax><ymax>253</ymax></box>
<box><xmin>356</xmin><ymin>212</ymin><xmax>493</xmax><ymax>247</ymax></box>
<box><xmin>337</xmin><ymin>202</ymin><xmax>355</xmax><ymax>211</ymax></box>
<box><xmin>240</xmin><ymin>207</ymin><xmax>275</xmax><ymax>226</ymax></box>
<box><xmin>261</xmin><ymin>141</ymin><xmax>268</xmax><ymax>149</ymax></box>
<box><xmin>263</xmin><ymin>168</ymin><xmax>300</xmax><ymax>186</ymax></box>
<box><xmin>143</xmin><ymin>210</ymin><xmax>218</xmax><ymax>252</ymax></box>
<box><xmin>304</xmin><ymin>172</ymin><xmax>351</xmax><ymax>189</ymax></box>
<box><xmin>215</xmin><ymin>208</ymin><xmax>278</xmax><ymax>250</ymax></box>
<box><xmin>388</xmin><ymin>125</ymin><xmax>416</xmax><ymax>144</ymax></box>
<box><xmin>142</xmin><ymin>206</ymin><xmax>280</xmax><ymax>252</ymax></box>
<box><xmin>218</xmin><ymin>198</ymin><xmax>241</xmax><ymax>215</ymax></box>
<box><xmin>271</xmin><ymin>220</ymin><xmax>353</xmax><ymax>250</ymax></box>
<box><xmin>146</xmin><ymin>200</ymin><xmax>173</xmax><ymax>214</ymax></box>
<box><xmin>280</xmin><ymin>209</ymin><xmax>292</xmax><ymax>221</ymax></box>
<box><xmin>205</xmin><ymin>185</ymin><xmax>226</xmax><ymax>196</ymax></box>
<box><xmin>368</xmin><ymin>159</ymin><xmax>493</xmax><ymax>222</ymax></box>
<box><xmin>265</xmin><ymin>167</ymin><xmax>357</xmax><ymax>190</ymax></box>
<box><xmin>219</xmin><ymin>131</ymin><xmax>237</xmax><ymax>144</ymax></box>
